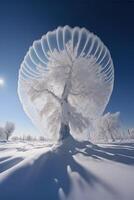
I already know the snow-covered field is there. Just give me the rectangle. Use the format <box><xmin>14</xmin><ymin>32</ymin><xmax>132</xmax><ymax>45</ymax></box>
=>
<box><xmin>0</xmin><ymin>138</ymin><xmax>134</xmax><ymax>200</ymax></box>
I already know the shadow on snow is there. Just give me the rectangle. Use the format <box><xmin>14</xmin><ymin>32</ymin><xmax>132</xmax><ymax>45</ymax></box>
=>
<box><xmin>0</xmin><ymin>136</ymin><xmax>134</xmax><ymax>200</ymax></box>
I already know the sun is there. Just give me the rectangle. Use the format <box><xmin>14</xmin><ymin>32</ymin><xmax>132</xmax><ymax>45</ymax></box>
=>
<box><xmin>0</xmin><ymin>78</ymin><xmax>4</xmax><ymax>87</ymax></box>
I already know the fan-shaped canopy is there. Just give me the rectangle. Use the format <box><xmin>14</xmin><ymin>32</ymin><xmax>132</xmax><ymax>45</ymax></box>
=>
<box><xmin>18</xmin><ymin>26</ymin><xmax>114</xmax><ymax>140</ymax></box>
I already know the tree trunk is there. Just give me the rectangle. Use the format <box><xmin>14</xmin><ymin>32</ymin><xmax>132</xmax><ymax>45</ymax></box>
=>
<box><xmin>59</xmin><ymin>123</ymin><xmax>70</xmax><ymax>141</ymax></box>
<box><xmin>59</xmin><ymin>98</ymin><xmax>71</xmax><ymax>141</ymax></box>
<box><xmin>58</xmin><ymin>63</ymin><xmax>73</xmax><ymax>141</ymax></box>
<box><xmin>6</xmin><ymin>135</ymin><xmax>9</xmax><ymax>141</ymax></box>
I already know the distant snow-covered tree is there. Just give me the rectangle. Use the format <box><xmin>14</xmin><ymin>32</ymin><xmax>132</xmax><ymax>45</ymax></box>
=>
<box><xmin>0</xmin><ymin>127</ymin><xmax>6</xmax><ymax>141</ymax></box>
<box><xmin>4</xmin><ymin>122</ymin><xmax>15</xmax><ymax>141</ymax></box>
<box><xmin>39</xmin><ymin>136</ymin><xmax>45</xmax><ymax>142</ymax></box>
<box><xmin>128</xmin><ymin>128</ymin><xmax>134</xmax><ymax>140</ymax></box>
<box><xmin>26</xmin><ymin>135</ymin><xmax>33</xmax><ymax>141</ymax></box>
<box><xmin>91</xmin><ymin>112</ymin><xmax>123</xmax><ymax>142</ymax></box>
<box><xmin>11</xmin><ymin>136</ymin><xmax>19</xmax><ymax>141</ymax></box>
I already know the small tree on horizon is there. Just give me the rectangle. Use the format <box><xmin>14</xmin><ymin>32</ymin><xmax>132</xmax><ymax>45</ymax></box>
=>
<box><xmin>4</xmin><ymin>121</ymin><xmax>15</xmax><ymax>141</ymax></box>
<box><xmin>91</xmin><ymin>112</ymin><xmax>123</xmax><ymax>142</ymax></box>
<box><xmin>0</xmin><ymin>127</ymin><xmax>5</xmax><ymax>141</ymax></box>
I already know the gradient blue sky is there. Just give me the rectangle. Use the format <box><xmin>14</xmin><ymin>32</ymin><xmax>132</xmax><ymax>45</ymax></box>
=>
<box><xmin>0</xmin><ymin>0</ymin><xmax>134</xmax><ymax>135</ymax></box>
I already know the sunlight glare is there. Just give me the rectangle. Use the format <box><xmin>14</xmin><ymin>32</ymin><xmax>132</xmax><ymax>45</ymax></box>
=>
<box><xmin>0</xmin><ymin>78</ymin><xmax>4</xmax><ymax>87</ymax></box>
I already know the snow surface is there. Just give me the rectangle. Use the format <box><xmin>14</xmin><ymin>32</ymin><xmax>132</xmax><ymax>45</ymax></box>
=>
<box><xmin>0</xmin><ymin>137</ymin><xmax>134</xmax><ymax>200</ymax></box>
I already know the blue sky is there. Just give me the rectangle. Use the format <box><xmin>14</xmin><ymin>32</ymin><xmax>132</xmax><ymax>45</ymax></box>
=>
<box><xmin>0</xmin><ymin>0</ymin><xmax>134</xmax><ymax>135</ymax></box>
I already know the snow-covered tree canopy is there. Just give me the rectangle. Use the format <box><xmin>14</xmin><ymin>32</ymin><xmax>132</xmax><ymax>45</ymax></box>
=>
<box><xmin>0</xmin><ymin>121</ymin><xmax>15</xmax><ymax>141</ymax></box>
<box><xmin>91</xmin><ymin>112</ymin><xmax>123</xmax><ymax>142</ymax></box>
<box><xmin>18</xmin><ymin>26</ymin><xmax>114</xmax><ymax>141</ymax></box>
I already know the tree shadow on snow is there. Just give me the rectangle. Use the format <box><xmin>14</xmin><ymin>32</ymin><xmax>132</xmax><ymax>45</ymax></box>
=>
<box><xmin>0</xmin><ymin>136</ymin><xmax>134</xmax><ymax>200</ymax></box>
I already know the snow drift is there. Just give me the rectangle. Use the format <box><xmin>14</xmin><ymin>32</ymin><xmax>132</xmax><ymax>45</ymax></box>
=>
<box><xmin>0</xmin><ymin>137</ymin><xmax>134</xmax><ymax>200</ymax></box>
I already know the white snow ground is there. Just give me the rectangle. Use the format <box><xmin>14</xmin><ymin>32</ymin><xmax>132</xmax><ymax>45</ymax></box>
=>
<box><xmin>0</xmin><ymin>137</ymin><xmax>134</xmax><ymax>200</ymax></box>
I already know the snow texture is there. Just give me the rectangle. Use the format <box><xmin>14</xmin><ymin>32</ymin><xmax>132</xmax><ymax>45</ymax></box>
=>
<box><xmin>0</xmin><ymin>138</ymin><xmax>134</xmax><ymax>200</ymax></box>
<box><xmin>18</xmin><ymin>26</ymin><xmax>114</xmax><ymax>141</ymax></box>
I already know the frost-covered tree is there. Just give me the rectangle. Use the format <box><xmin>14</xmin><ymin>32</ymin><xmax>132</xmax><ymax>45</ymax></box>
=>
<box><xmin>27</xmin><ymin>56</ymin><xmax>92</xmax><ymax>141</ymax></box>
<box><xmin>91</xmin><ymin>112</ymin><xmax>123</xmax><ymax>142</ymax></box>
<box><xmin>11</xmin><ymin>136</ymin><xmax>19</xmax><ymax>141</ymax></box>
<box><xmin>4</xmin><ymin>122</ymin><xmax>15</xmax><ymax>141</ymax></box>
<box><xmin>0</xmin><ymin>127</ymin><xmax>6</xmax><ymax>141</ymax></box>
<box><xmin>39</xmin><ymin>136</ymin><xmax>45</xmax><ymax>142</ymax></box>
<box><xmin>18</xmin><ymin>26</ymin><xmax>114</xmax><ymax>141</ymax></box>
<box><xmin>128</xmin><ymin>128</ymin><xmax>134</xmax><ymax>140</ymax></box>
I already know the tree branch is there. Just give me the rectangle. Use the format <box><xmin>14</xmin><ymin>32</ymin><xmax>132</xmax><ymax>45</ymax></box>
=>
<box><xmin>31</xmin><ymin>86</ymin><xmax>61</xmax><ymax>104</ymax></box>
<box><xmin>61</xmin><ymin>64</ymin><xmax>73</xmax><ymax>101</ymax></box>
